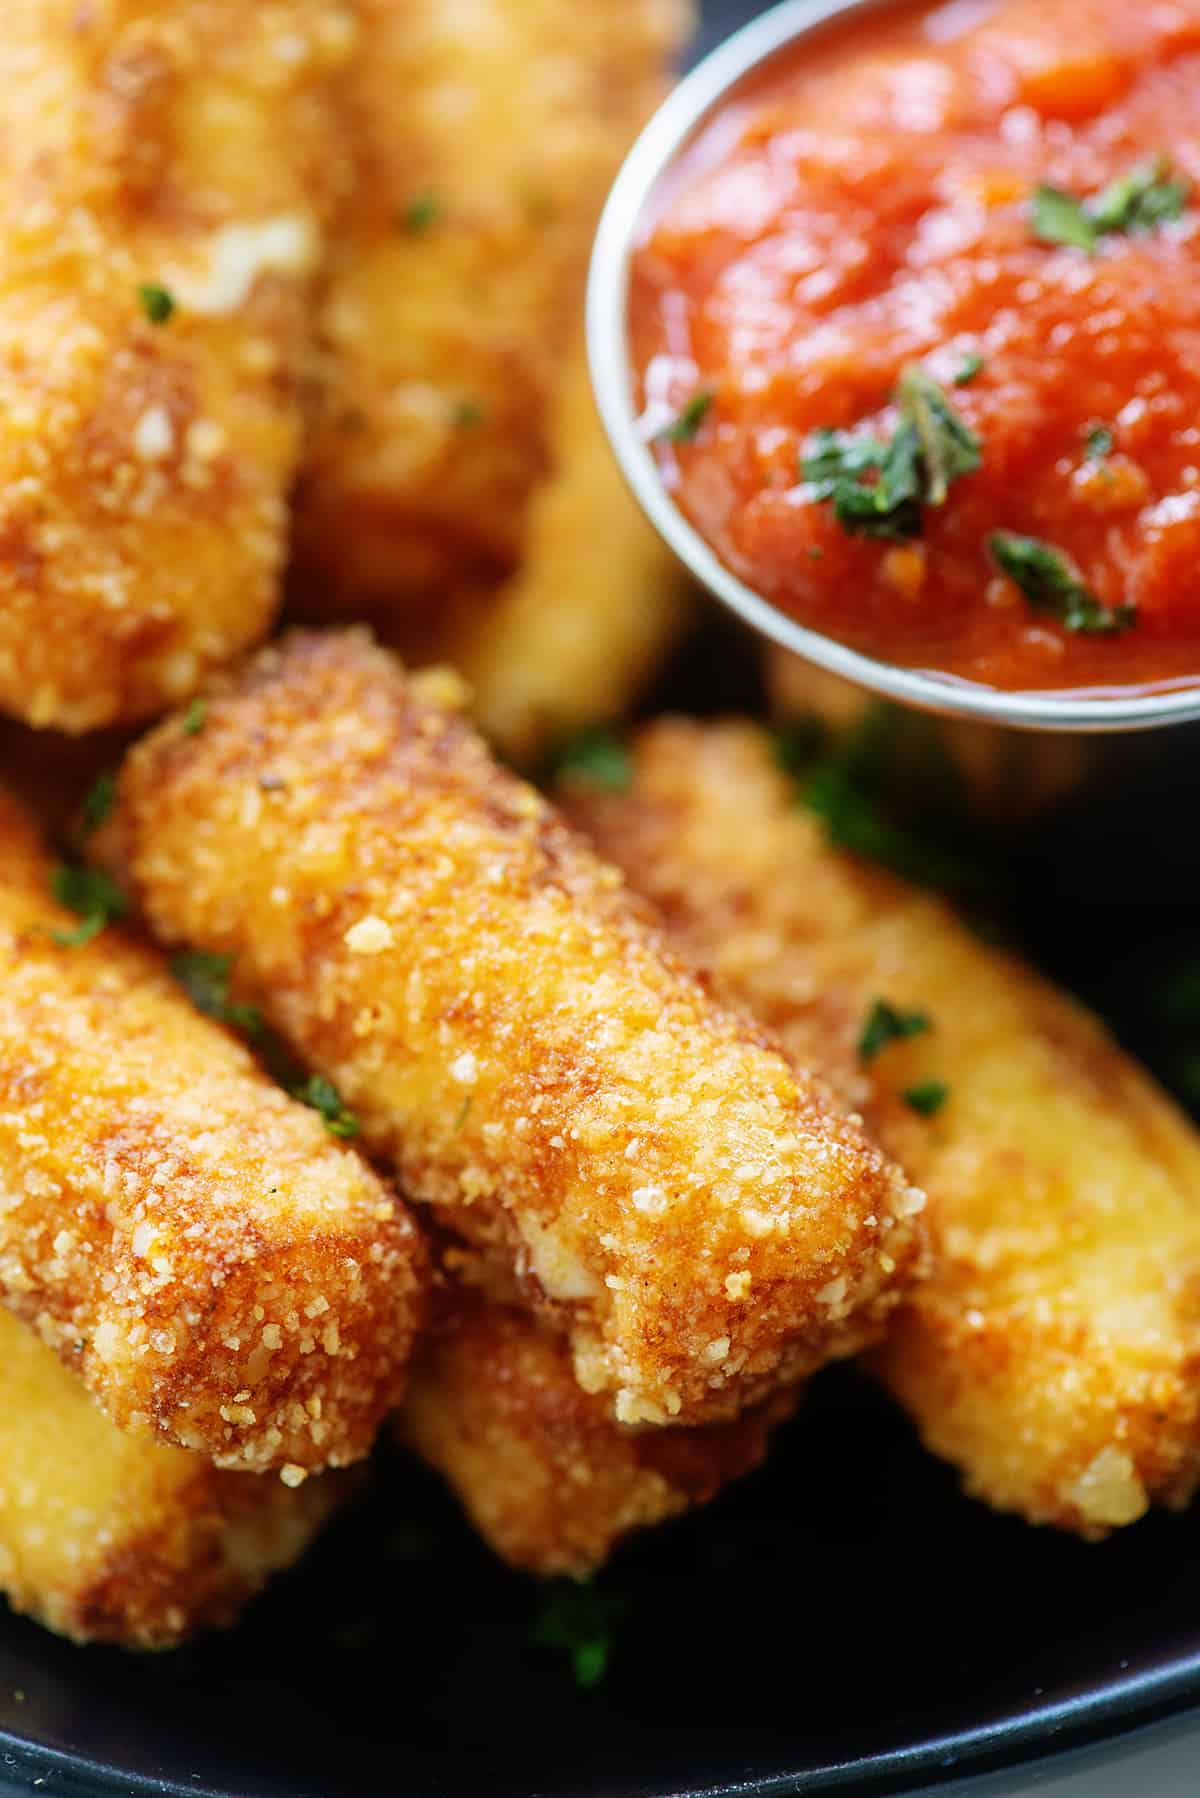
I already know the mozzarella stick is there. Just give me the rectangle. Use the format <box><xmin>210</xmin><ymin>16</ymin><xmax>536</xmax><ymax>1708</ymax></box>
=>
<box><xmin>400</xmin><ymin>1287</ymin><xmax>798</xmax><ymax>1578</ymax></box>
<box><xmin>292</xmin><ymin>0</ymin><xmax>689</xmax><ymax>616</ymax></box>
<box><xmin>113</xmin><ymin>630</ymin><xmax>924</xmax><ymax>1431</ymax></box>
<box><xmin>571</xmin><ymin>720</ymin><xmax>1200</xmax><ymax>1535</ymax></box>
<box><xmin>436</xmin><ymin>335</ymin><xmax>692</xmax><ymax>766</ymax></box>
<box><xmin>0</xmin><ymin>1303</ymin><xmax>349</xmax><ymax>1649</ymax></box>
<box><xmin>0</xmin><ymin>0</ymin><xmax>356</xmax><ymax>731</ymax></box>
<box><xmin>0</xmin><ymin>787</ymin><xmax>424</xmax><ymax>1473</ymax></box>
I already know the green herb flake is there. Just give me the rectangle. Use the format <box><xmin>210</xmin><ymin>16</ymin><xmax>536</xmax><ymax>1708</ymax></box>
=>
<box><xmin>400</xmin><ymin>190</ymin><xmax>440</xmax><ymax>235</ymax></box>
<box><xmin>453</xmin><ymin>398</ymin><xmax>485</xmax><ymax>429</ymax></box>
<box><xmin>80</xmin><ymin>771</ymin><xmax>117</xmax><ymax>837</ymax></box>
<box><xmin>182</xmin><ymin>697</ymin><xmax>207</xmax><ymax>736</ymax></box>
<box><xmin>291</xmin><ymin>1073</ymin><xmax>360</xmax><ymax>1139</ymax></box>
<box><xmin>553</xmin><ymin>727</ymin><xmax>632</xmax><ymax>794</ymax></box>
<box><xmin>859</xmin><ymin>999</ymin><xmax>932</xmax><ymax>1064</ymax></box>
<box><xmin>138</xmin><ymin>283</ymin><xmax>175</xmax><ymax>325</ymax></box>
<box><xmin>1032</xmin><ymin>155</ymin><xmax>1188</xmax><ymax>252</ymax></box>
<box><xmin>904</xmin><ymin>1079</ymin><xmax>950</xmax><ymax>1117</ymax></box>
<box><xmin>803</xmin><ymin>364</ymin><xmax>979</xmax><ymax>540</ymax></box>
<box><xmin>660</xmin><ymin>389</ymin><xmax>715</xmax><ymax>445</ymax></box>
<box><xmin>989</xmin><ymin>531</ymin><xmax>1135</xmax><ymax>636</ymax></box>
<box><xmin>1084</xmin><ymin>424</ymin><xmax>1114</xmax><ymax>463</ymax></box>
<box><xmin>953</xmin><ymin>352</ymin><xmax>985</xmax><ymax>387</ymax></box>
<box><xmin>50</xmin><ymin>866</ymin><xmax>129</xmax><ymax>947</ymax></box>
<box><xmin>774</xmin><ymin>706</ymin><xmax>1004</xmax><ymax>916</ymax></box>
<box><xmin>896</xmin><ymin>365</ymin><xmax>982</xmax><ymax>506</ymax></box>
<box><xmin>532</xmin><ymin>1584</ymin><xmax>626</xmax><ymax>1690</ymax></box>
<box><xmin>1090</xmin><ymin>155</ymin><xmax>1189</xmax><ymax>235</ymax></box>
<box><xmin>1031</xmin><ymin>185</ymin><xmax>1098</xmax><ymax>252</ymax></box>
<box><xmin>171</xmin><ymin>950</ymin><xmax>262</xmax><ymax>1037</ymax></box>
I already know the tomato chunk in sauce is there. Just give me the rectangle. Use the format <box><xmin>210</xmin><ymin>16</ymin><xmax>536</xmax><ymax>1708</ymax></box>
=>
<box><xmin>630</xmin><ymin>0</ymin><xmax>1200</xmax><ymax>693</ymax></box>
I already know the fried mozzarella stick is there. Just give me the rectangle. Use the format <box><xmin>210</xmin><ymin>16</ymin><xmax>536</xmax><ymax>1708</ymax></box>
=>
<box><xmin>440</xmin><ymin>336</ymin><xmax>692</xmax><ymax>766</ymax></box>
<box><xmin>401</xmin><ymin>1289</ymin><xmax>798</xmax><ymax>1578</ymax></box>
<box><xmin>293</xmin><ymin>0</ymin><xmax>690</xmax><ymax>614</ymax></box>
<box><xmin>0</xmin><ymin>1304</ymin><xmax>349</xmax><ymax>1649</ymax></box>
<box><xmin>114</xmin><ymin>631</ymin><xmax>924</xmax><ymax>1430</ymax></box>
<box><xmin>0</xmin><ymin>788</ymin><xmax>424</xmax><ymax>1473</ymax></box>
<box><xmin>0</xmin><ymin>0</ymin><xmax>356</xmax><ymax>730</ymax></box>
<box><xmin>572</xmin><ymin>722</ymin><xmax>1200</xmax><ymax>1535</ymax></box>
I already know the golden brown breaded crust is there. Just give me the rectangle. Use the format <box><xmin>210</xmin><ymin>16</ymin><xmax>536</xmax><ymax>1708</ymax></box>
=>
<box><xmin>0</xmin><ymin>0</ymin><xmax>357</xmax><ymax>731</ymax></box>
<box><xmin>435</xmin><ymin>335</ymin><xmax>693</xmax><ymax>765</ymax></box>
<box><xmin>401</xmin><ymin>1288</ymin><xmax>798</xmax><ymax>1578</ymax></box>
<box><xmin>292</xmin><ymin>0</ymin><xmax>691</xmax><ymax>614</ymax></box>
<box><xmin>0</xmin><ymin>1303</ymin><xmax>349</xmax><ymax>1649</ymax></box>
<box><xmin>114</xmin><ymin>630</ymin><xmax>923</xmax><ymax>1430</ymax></box>
<box><xmin>0</xmin><ymin>786</ymin><xmax>425</xmax><ymax>1473</ymax></box>
<box><xmin>570</xmin><ymin>720</ymin><xmax>1200</xmax><ymax>1535</ymax></box>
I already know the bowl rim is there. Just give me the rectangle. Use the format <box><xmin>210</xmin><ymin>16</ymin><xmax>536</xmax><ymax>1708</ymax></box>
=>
<box><xmin>585</xmin><ymin>0</ymin><xmax>1200</xmax><ymax>736</ymax></box>
<box><xmin>0</xmin><ymin>1637</ymin><xmax>1198</xmax><ymax>1796</ymax></box>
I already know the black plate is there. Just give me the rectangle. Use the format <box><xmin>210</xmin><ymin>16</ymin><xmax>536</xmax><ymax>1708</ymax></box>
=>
<box><xmin>5</xmin><ymin>4</ymin><xmax>1200</xmax><ymax>1795</ymax></box>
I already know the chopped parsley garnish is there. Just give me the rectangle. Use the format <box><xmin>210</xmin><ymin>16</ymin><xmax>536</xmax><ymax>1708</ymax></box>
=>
<box><xmin>989</xmin><ymin>531</ymin><xmax>1135</xmax><ymax>635</ymax></box>
<box><xmin>773</xmin><ymin>706</ymin><xmax>1011</xmax><ymax>932</ymax></box>
<box><xmin>1090</xmin><ymin>155</ymin><xmax>1190</xmax><ymax>234</ymax></box>
<box><xmin>859</xmin><ymin>999</ymin><xmax>931</xmax><ymax>1064</ymax></box>
<box><xmin>400</xmin><ymin>190</ymin><xmax>440</xmax><ymax>235</ymax></box>
<box><xmin>291</xmin><ymin>1073</ymin><xmax>360</xmax><ymax>1139</ymax></box>
<box><xmin>50</xmin><ymin>866</ymin><xmax>128</xmax><ymax>947</ymax></box>
<box><xmin>552</xmin><ymin>726</ymin><xmax>631</xmax><ymax>794</ymax></box>
<box><xmin>79</xmin><ymin>771</ymin><xmax>117</xmax><ymax>836</ymax></box>
<box><xmin>532</xmin><ymin>1584</ymin><xmax>625</xmax><ymax>1689</ymax></box>
<box><xmin>1032</xmin><ymin>155</ymin><xmax>1189</xmax><ymax>253</ymax></box>
<box><xmin>1085</xmin><ymin>425</ymin><xmax>1114</xmax><ymax>463</ymax></box>
<box><xmin>953</xmin><ymin>352</ymin><xmax>985</xmax><ymax>387</ymax></box>
<box><xmin>453</xmin><ymin>398</ymin><xmax>485</xmax><ymax>429</ymax></box>
<box><xmin>904</xmin><ymin>1079</ymin><xmax>950</xmax><ymax>1117</ymax></box>
<box><xmin>171</xmin><ymin>950</ymin><xmax>262</xmax><ymax>1037</ymax></box>
<box><xmin>896</xmin><ymin>365</ymin><xmax>982</xmax><ymax>506</ymax></box>
<box><xmin>182</xmin><ymin>696</ymin><xmax>207</xmax><ymax>735</ymax></box>
<box><xmin>802</xmin><ymin>364</ymin><xmax>980</xmax><ymax>539</ymax></box>
<box><xmin>660</xmin><ymin>389</ymin><xmax>715</xmax><ymax>445</ymax></box>
<box><xmin>1030</xmin><ymin>185</ymin><xmax>1099</xmax><ymax>252</ymax></box>
<box><xmin>138</xmin><ymin>283</ymin><xmax>175</xmax><ymax>325</ymax></box>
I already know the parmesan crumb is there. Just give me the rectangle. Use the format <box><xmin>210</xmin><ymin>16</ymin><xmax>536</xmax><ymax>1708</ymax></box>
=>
<box><xmin>345</xmin><ymin>915</ymin><xmax>393</xmax><ymax>954</ymax></box>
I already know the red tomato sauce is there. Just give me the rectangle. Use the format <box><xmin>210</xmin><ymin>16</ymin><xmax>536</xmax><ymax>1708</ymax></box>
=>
<box><xmin>630</xmin><ymin>0</ymin><xmax>1200</xmax><ymax>693</ymax></box>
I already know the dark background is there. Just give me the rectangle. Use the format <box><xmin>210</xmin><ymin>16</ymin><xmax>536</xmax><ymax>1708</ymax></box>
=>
<box><xmin>6</xmin><ymin>2</ymin><xmax>1200</xmax><ymax>1794</ymax></box>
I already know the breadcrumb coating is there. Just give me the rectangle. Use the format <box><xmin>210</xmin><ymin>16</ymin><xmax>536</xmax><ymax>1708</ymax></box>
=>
<box><xmin>0</xmin><ymin>787</ymin><xmax>425</xmax><ymax>1472</ymax></box>
<box><xmin>0</xmin><ymin>1303</ymin><xmax>348</xmax><ymax>1649</ymax></box>
<box><xmin>570</xmin><ymin>720</ymin><xmax>1200</xmax><ymax>1535</ymax></box>
<box><xmin>114</xmin><ymin>630</ymin><xmax>923</xmax><ymax>1430</ymax></box>
<box><xmin>437</xmin><ymin>335</ymin><xmax>692</xmax><ymax>765</ymax></box>
<box><xmin>292</xmin><ymin>0</ymin><xmax>690</xmax><ymax>614</ymax></box>
<box><xmin>401</xmin><ymin>1285</ymin><xmax>798</xmax><ymax>1579</ymax></box>
<box><xmin>0</xmin><ymin>0</ymin><xmax>357</xmax><ymax>731</ymax></box>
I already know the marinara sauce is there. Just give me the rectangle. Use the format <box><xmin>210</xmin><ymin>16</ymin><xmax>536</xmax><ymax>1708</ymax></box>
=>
<box><xmin>631</xmin><ymin>0</ymin><xmax>1200</xmax><ymax>693</ymax></box>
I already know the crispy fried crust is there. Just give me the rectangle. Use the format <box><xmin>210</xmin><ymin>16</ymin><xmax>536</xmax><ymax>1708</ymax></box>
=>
<box><xmin>0</xmin><ymin>786</ymin><xmax>425</xmax><ymax>1473</ymax></box>
<box><xmin>114</xmin><ymin>630</ymin><xmax>923</xmax><ymax>1430</ymax></box>
<box><xmin>0</xmin><ymin>1303</ymin><xmax>349</xmax><ymax>1649</ymax></box>
<box><xmin>438</xmin><ymin>335</ymin><xmax>692</xmax><ymax>764</ymax></box>
<box><xmin>0</xmin><ymin>0</ymin><xmax>357</xmax><ymax>731</ymax></box>
<box><xmin>400</xmin><ymin>1285</ymin><xmax>798</xmax><ymax>1578</ymax></box>
<box><xmin>292</xmin><ymin>0</ymin><xmax>690</xmax><ymax>614</ymax></box>
<box><xmin>570</xmin><ymin>720</ymin><xmax>1200</xmax><ymax>1535</ymax></box>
